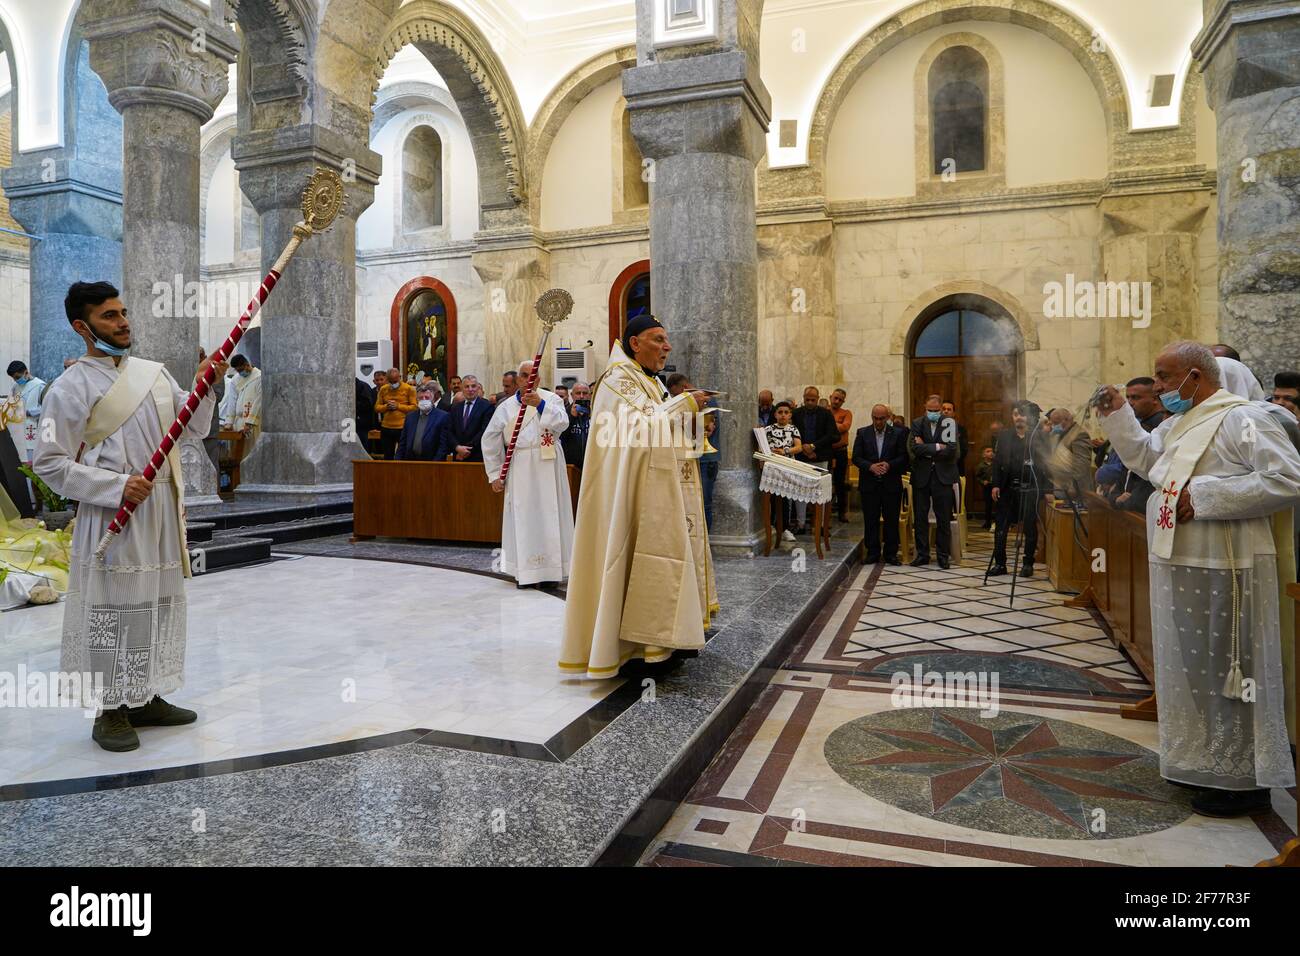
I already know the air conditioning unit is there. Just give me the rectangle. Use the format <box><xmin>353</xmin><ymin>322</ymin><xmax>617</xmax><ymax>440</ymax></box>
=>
<box><xmin>553</xmin><ymin>346</ymin><xmax>594</xmax><ymax>387</ymax></box>
<box><xmin>356</xmin><ymin>340</ymin><xmax>393</xmax><ymax>381</ymax></box>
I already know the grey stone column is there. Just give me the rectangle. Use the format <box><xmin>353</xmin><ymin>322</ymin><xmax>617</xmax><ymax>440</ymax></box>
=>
<box><xmin>1193</xmin><ymin>0</ymin><xmax>1300</xmax><ymax>386</ymax></box>
<box><xmin>2</xmin><ymin>159</ymin><xmax>122</xmax><ymax>383</ymax></box>
<box><xmin>624</xmin><ymin>50</ymin><xmax>770</xmax><ymax>549</ymax></box>
<box><xmin>84</xmin><ymin>0</ymin><xmax>238</xmax><ymax>504</ymax></box>
<box><xmin>232</xmin><ymin>124</ymin><xmax>380</xmax><ymax>494</ymax></box>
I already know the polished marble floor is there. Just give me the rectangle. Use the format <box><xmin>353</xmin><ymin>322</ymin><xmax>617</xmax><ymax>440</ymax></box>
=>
<box><xmin>0</xmin><ymin>556</ymin><xmax>618</xmax><ymax>787</ymax></box>
<box><xmin>644</xmin><ymin>531</ymin><xmax>1300</xmax><ymax>867</ymax></box>
<box><xmin>0</xmin><ymin>522</ymin><xmax>863</xmax><ymax>864</ymax></box>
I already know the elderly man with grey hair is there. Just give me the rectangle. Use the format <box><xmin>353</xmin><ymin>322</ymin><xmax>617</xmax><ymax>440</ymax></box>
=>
<box><xmin>1096</xmin><ymin>340</ymin><xmax>1300</xmax><ymax>817</ymax></box>
<box><xmin>396</xmin><ymin>381</ymin><xmax>453</xmax><ymax>461</ymax></box>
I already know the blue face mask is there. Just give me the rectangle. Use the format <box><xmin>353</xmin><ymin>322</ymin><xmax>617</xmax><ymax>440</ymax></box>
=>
<box><xmin>1160</xmin><ymin>370</ymin><xmax>1195</xmax><ymax>415</ymax></box>
<box><xmin>93</xmin><ymin>336</ymin><xmax>128</xmax><ymax>357</ymax></box>
<box><xmin>926</xmin><ymin>410</ymin><xmax>941</xmax><ymax>422</ymax></box>
<box><xmin>239</xmin><ymin>369</ymin><xmax>251</xmax><ymax>378</ymax></box>
<box><xmin>1051</xmin><ymin>425</ymin><xmax>1065</xmax><ymax>435</ymax></box>
<box><xmin>14</xmin><ymin>376</ymin><xmax>28</xmax><ymax>385</ymax></box>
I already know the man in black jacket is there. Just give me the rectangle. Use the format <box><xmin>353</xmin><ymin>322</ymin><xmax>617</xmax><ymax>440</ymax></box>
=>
<box><xmin>853</xmin><ymin>404</ymin><xmax>909</xmax><ymax>564</ymax></box>
<box><xmin>908</xmin><ymin>394</ymin><xmax>961</xmax><ymax>569</ymax></box>
<box><xmin>791</xmin><ymin>386</ymin><xmax>838</xmax><ymax>533</ymax></box>
<box><xmin>990</xmin><ymin>400</ymin><xmax>1048</xmax><ymax>577</ymax></box>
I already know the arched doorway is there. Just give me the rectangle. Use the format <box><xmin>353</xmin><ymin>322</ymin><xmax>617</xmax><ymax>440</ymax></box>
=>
<box><xmin>390</xmin><ymin>277</ymin><xmax>458</xmax><ymax>390</ymax></box>
<box><xmin>908</xmin><ymin>296</ymin><xmax>1022</xmax><ymax>510</ymax></box>
<box><xmin>608</xmin><ymin>259</ymin><xmax>650</xmax><ymax>350</ymax></box>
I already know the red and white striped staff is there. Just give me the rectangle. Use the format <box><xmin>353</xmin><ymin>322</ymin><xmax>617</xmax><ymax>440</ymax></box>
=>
<box><xmin>94</xmin><ymin>168</ymin><xmax>346</xmax><ymax>560</ymax></box>
<box><xmin>497</xmin><ymin>288</ymin><xmax>573</xmax><ymax>486</ymax></box>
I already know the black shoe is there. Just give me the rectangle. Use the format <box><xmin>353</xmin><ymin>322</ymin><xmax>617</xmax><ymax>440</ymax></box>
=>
<box><xmin>909</xmin><ymin>556</ymin><xmax>929</xmax><ymax>567</ymax></box>
<box><xmin>988</xmin><ymin>564</ymin><xmax>1008</xmax><ymax>577</ymax></box>
<box><xmin>937</xmin><ymin>557</ymin><xmax>950</xmax><ymax>570</ymax></box>
<box><xmin>866</xmin><ymin>554</ymin><xmax>881</xmax><ymax>564</ymax></box>
<box><xmin>127</xmin><ymin>695</ymin><xmax>198</xmax><ymax>728</ymax></box>
<box><xmin>980</xmin><ymin>522</ymin><xmax>992</xmax><ymax>530</ymax></box>
<box><xmin>884</xmin><ymin>556</ymin><xmax>901</xmax><ymax>566</ymax></box>
<box><xmin>92</xmin><ymin>706</ymin><xmax>140</xmax><ymax>752</ymax></box>
<box><xmin>1190</xmin><ymin>788</ymin><xmax>1270</xmax><ymax>818</ymax></box>
<box><xmin>1019</xmin><ymin>563</ymin><xmax>1034</xmax><ymax>578</ymax></box>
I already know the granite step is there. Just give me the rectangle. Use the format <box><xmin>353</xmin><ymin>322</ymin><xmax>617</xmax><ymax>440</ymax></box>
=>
<box><xmin>186</xmin><ymin>520</ymin><xmax>215</xmax><ymax>544</ymax></box>
<box><xmin>213</xmin><ymin>513</ymin><xmax>354</xmax><ymax>546</ymax></box>
<box><xmin>187</xmin><ymin>536</ymin><xmax>273</xmax><ymax>575</ymax></box>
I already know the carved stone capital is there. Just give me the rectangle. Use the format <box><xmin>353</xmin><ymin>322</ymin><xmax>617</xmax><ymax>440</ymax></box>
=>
<box><xmin>84</xmin><ymin>0</ymin><xmax>239</xmax><ymax>121</ymax></box>
<box><xmin>232</xmin><ymin>124</ymin><xmax>380</xmax><ymax>218</ymax></box>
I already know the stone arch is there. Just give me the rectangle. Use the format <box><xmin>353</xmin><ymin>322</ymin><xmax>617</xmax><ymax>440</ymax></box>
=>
<box><xmin>526</xmin><ymin>44</ymin><xmax>636</xmax><ymax>228</ymax></box>
<box><xmin>370</xmin><ymin>0</ymin><xmax>529</xmax><ymax>221</ymax></box>
<box><xmin>0</xmin><ymin>7</ymin><xmax>21</xmax><ymax>137</ymax></box>
<box><xmin>225</xmin><ymin>0</ymin><xmax>313</xmax><ymax>103</ymax></box>
<box><xmin>794</xmin><ymin>0</ymin><xmax>1143</xmax><ymax>200</ymax></box>
<box><xmin>890</xmin><ymin>280</ymin><xmax>1038</xmax><ymax>355</ymax></box>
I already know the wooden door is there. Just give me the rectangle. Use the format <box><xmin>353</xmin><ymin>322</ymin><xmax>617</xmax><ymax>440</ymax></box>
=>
<box><xmin>910</xmin><ymin>354</ymin><xmax>1018</xmax><ymax>512</ymax></box>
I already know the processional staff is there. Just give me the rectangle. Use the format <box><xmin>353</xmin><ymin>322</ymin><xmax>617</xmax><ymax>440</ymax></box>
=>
<box><xmin>497</xmin><ymin>288</ymin><xmax>573</xmax><ymax>486</ymax></box>
<box><xmin>95</xmin><ymin>168</ymin><xmax>348</xmax><ymax>559</ymax></box>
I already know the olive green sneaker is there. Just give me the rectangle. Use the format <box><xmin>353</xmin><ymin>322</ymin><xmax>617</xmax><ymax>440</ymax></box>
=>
<box><xmin>92</xmin><ymin>706</ymin><xmax>140</xmax><ymax>752</ymax></box>
<box><xmin>127</xmin><ymin>696</ymin><xmax>198</xmax><ymax>728</ymax></box>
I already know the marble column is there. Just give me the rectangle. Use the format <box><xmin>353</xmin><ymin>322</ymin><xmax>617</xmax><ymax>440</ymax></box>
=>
<box><xmin>624</xmin><ymin>50</ymin><xmax>771</xmax><ymax>549</ymax></box>
<box><xmin>1</xmin><ymin>159</ymin><xmax>122</xmax><ymax>384</ymax></box>
<box><xmin>232</xmin><ymin>124</ymin><xmax>379</xmax><ymax>494</ymax></box>
<box><xmin>1097</xmin><ymin>192</ymin><xmax>1210</xmax><ymax>384</ymax></box>
<box><xmin>84</xmin><ymin>0</ymin><xmax>238</xmax><ymax>503</ymax></box>
<box><xmin>471</xmin><ymin>243</ymin><xmax>552</xmax><ymax>387</ymax></box>
<box><xmin>1193</xmin><ymin>0</ymin><xmax>1300</xmax><ymax>386</ymax></box>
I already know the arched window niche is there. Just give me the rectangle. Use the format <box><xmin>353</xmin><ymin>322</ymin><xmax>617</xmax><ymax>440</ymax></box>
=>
<box><xmin>914</xmin><ymin>33</ymin><xmax>1006</xmax><ymax>193</ymax></box>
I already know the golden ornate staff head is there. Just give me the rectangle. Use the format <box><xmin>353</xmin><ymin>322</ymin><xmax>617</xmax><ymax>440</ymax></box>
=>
<box><xmin>294</xmin><ymin>167</ymin><xmax>347</xmax><ymax>240</ymax></box>
<box><xmin>535</xmin><ymin>288</ymin><xmax>574</xmax><ymax>331</ymax></box>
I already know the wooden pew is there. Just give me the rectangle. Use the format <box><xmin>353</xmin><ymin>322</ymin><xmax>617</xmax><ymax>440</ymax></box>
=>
<box><xmin>352</xmin><ymin>459</ymin><xmax>579</xmax><ymax>543</ymax></box>
<box><xmin>1074</xmin><ymin>492</ymin><xmax>1155</xmax><ymax>720</ymax></box>
<box><xmin>1043</xmin><ymin>494</ymin><xmax>1091</xmax><ymax>594</ymax></box>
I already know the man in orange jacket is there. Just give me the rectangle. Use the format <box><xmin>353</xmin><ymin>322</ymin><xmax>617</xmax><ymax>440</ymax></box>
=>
<box><xmin>374</xmin><ymin>367</ymin><xmax>417</xmax><ymax>460</ymax></box>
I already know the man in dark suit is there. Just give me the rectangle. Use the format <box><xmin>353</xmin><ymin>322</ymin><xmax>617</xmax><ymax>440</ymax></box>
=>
<box><xmin>852</xmin><ymin>403</ymin><xmax>909</xmax><ymax>564</ymax></box>
<box><xmin>790</xmin><ymin>386</ymin><xmax>838</xmax><ymax>533</ymax></box>
<box><xmin>908</xmin><ymin>394</ymin><xmax>961</xmax><ymax>569</ymax></box>
<box><xmin>396</xmin><ymin>383</ymin><xmax>454</xmax><ymax>461</ymax></box>
<box><xmin>446</xmin><ymin>374</ymin><xmax>493</xmax><ymax>463</ymax></box>
<box><xmin>436</xmin><ymin>375</ymin><xmax>462</xmax><ymax>413</ymax></box>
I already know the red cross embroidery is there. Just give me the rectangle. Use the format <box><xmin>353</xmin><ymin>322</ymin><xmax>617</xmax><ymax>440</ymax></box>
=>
<box><xmin>541</xmin><ymin>431</ymin><xmax>554</xmax><ymax>447</ymax></box>
<box><xmin>1157</xmin><ymin>504</ymin><xmax>1174</xmax><ymax>529</ymax></box>
<box><xmin>1161</xmin><ymin>481</ymin><xmax>1179</xmax><ymax>503</ymax></box>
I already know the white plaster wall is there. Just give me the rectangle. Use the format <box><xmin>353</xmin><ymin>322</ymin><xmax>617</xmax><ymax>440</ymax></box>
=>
<box><xmin>761</xmin><ymin>0</ymin><xmax>1203</xmax><ymax>168</ymax></box>
<box><xmin>0</xmin><ymin>252</ymin><xmax>31</xmax><ymax>372</ymax></box>
<box><xmin>827</xmin><ymin>21</ymin><xmax>1109</xmax><ymax>201</ymax></box>
<box><xmin>539</xmin><ymin>77</ymin><xmax>620</xmax><ymax>232</ymax></box>
<box><xmin>203</xmin><ymin>151</ymin><xmax>237</xmax><ymax>266</ymax></box>
<box><xmin>357</xmin><ymin>101</ymin><xmax>480</xmax><ymax>250</ymax></box>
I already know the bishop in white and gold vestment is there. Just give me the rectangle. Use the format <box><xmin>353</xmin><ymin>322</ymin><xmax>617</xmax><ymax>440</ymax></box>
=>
<box><xmin>561</xmin><ymin>316</ymin><xmax>718</xmax><ymax>678</ymax></box>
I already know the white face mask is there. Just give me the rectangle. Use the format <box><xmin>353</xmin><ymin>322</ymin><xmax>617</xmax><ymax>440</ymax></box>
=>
<box><xmin>417</xmin><ymin>399</ymin><xmax>433</xmax><ymax>412</ymax></box>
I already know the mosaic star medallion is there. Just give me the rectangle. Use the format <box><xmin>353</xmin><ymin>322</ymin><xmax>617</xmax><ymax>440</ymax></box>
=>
<box><xmin>824</xmin><ymin>708</ymin><xmax>1192</xmax><ymax>840</ymax></box>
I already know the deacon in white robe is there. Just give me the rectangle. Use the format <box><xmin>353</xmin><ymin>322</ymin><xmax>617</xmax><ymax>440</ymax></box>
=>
<box><xmin>1098</xmin><ymin>341</ymin><xmax>1299</xmax><ymax>815</ymax></box>
<box><xmin>219</xmin><ymin>355</ymin><xmax>262</xmax><ymax>444</ymax></box>
<box><xmin>3</xmin><ymin>366</ymin><xmax>47</xmax><ymax>463</ymax></box>
<box><xmin>32</xmin><ymin>281</ymin><xmax>222</xmax><ymax>752</ymax></box>
<box><xmin>482</xmin><ymin>360</ymin><xmax>574</xmax><ymax>586</ymax></box>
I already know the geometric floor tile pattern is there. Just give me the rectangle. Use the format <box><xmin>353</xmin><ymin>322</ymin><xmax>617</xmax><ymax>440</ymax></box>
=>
<box><xmin>644</xmin><ymin>530</ymin><xmax>1299</xmax><ymax>867</ymax></box>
